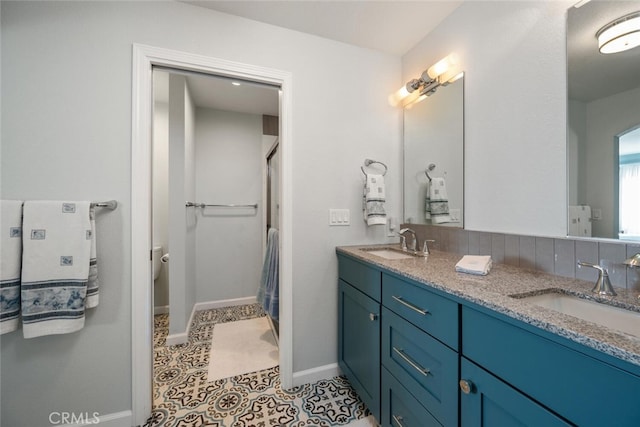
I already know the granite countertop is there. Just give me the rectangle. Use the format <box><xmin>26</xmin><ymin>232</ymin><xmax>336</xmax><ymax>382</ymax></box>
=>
<box><xmin>337</xmin><ymin>244</ymin><xmax>640</xmax><ymax>369</ymax></box>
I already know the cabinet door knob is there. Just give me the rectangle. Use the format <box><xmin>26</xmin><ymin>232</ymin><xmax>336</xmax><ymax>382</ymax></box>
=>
<box><xmin>459</xmin><ymin>379</ymin><xmax>475</xmax><ymax>394</ymax></box>
<box><xmin>369</xmin><ymin>313</ymin><xmax>379</xmax><ymax>321</ymax></box>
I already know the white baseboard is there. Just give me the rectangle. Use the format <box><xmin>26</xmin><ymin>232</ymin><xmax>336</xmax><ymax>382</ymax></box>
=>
<box><xmin>164</xmin><ymin>331</ymin><xmax>188</xmax><ymax>346</ymax></box>
<box><xmin>292</xmin><ymin>363</ymin><xmax>341</xmax><ymax>387</ymax></box>
<box><xmin>55</xmin><ymin>410</ymin><xmax>132</xmax><ymax>427</ymax></box>
<box><xmin>154</xmin><ymin>305</ymin><xmax>169</xmax><ymax>315</ymax></box>
<box><xmin>163</xmin><ymin>297</ymin><xmax>257</xmax><ymax>347</ymax></box>
<box><xmin>164</xmin><ymin>304</ymin><xmax>197</xmax><ymax>346</ymax></box>
<box><xmin>194</xmin><ymin>296</ymin><xmax>257</xmax><ymax>311</ymax></box>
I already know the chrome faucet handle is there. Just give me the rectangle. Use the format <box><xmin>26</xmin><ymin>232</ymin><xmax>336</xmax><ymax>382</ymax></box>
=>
<box><xmin>422</xmin><ymin>239</ymin><xmax>436</xmax><ymax>255</ymax></box>
<box><xmin>577</xmin><ymin>261</ymin><xmax>617</xmax><ymax>296</ymax></box>
<box><xmin>399</xmin><ymin>234</ymin><xmax>407</xmax><ymax>251</ymax></box>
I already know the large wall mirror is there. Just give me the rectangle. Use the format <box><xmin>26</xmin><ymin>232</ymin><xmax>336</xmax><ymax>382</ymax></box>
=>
<box><xmin>403</xmin><ymin>76</ymin><xmax>464</xmax><ymax>226</ymax></box>
<box><xmin>567</xmin><ymin>1</ymin><xmax>640</xmax><ymax>242</ymax></box>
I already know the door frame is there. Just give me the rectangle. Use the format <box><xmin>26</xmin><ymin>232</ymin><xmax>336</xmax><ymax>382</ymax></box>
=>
<box><xmin>131</xmin><ymin>44</ymin><xmax>293</xmax><ymax>426</ymax></box>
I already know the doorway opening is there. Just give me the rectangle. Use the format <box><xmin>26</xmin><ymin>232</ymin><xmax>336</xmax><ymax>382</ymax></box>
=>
<box><xmin>131</xmin><ymin>44</ymin><xmax>293</xmax><ymax>426</ymax></box>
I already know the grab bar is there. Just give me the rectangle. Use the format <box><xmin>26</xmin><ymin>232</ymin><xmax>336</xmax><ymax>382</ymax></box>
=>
<box><xmin>185</xmin><ymin>202</ymin><xmax>258</xmax><ymax>209</ymax></box>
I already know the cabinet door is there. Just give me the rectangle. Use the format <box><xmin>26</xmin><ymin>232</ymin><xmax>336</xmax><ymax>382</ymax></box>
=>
<box><xmin>339</xmin><ymin>280</ymin><xmax>380</xmax><ymax>421</ymax></box>
<box><xmin>460</xmin><ymin>358</ymin><xmax>572</xmax><ymax>427</ymax></box>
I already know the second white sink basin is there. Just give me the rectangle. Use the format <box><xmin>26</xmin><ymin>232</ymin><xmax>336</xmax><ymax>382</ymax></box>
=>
<box><xmin>519</xmin><ymin>292</ymin><xmax>640</xmax><ymax>338</ymax></box>
<box><xmin>364</xmin><ymin>249</ymin><xmax>414</xmax><ymax>260</ymax></box>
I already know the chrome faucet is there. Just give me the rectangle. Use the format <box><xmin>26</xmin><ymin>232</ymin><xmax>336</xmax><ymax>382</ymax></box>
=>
<box><xmin>399</xmin><ymin>228</ymin><xmax>417</xmax><ymax>252</ymax></box>
<box><xmin>398</xmin><ymin>228</ymin><xmax>435</xmax><ymax>256</ymax></box>
<box><xmin>577</xmin><ymin>261</ymin><xmax>617</xmax><ymax>296</ymax></box>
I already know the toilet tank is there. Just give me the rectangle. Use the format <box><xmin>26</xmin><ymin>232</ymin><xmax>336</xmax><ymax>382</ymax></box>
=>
<box><xmin>152</xmin><ymin>246</ymin><xmax>163</xmax><ymax>280</ymax></box>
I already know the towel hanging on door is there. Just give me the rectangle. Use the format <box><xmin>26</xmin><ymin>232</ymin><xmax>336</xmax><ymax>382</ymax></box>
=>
<box><xmin>257</xmin><ymin>228</ymin><xmax>279</xmax><ymax>321</ymax></box>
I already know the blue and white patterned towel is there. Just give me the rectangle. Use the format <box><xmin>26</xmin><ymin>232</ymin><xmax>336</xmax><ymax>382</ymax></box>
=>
<box><xmin>21</xmin><ymin>201</ymin><xmax>92</xmax><ymax>338</ymax></box>
<box><xmin>363</xmin><ymin>174</ymin><xmax>387</xmax><ymax>225</ymax></box>
<box><xmin>86</xmin><ymin>207</ymin><xmax>99</xmax><ymax>308</ymax></box>
<box><xmin>257</xmin><ymin>228</ymin><xmax>279</xmax><ymax>321</ymax></box>
<box><xmin>1</xmin><ymin>200</ymin><xmax>24</xmax><ymax>335</ymax></box>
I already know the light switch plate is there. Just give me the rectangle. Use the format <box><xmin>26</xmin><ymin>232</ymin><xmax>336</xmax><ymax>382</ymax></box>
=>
<box><xmin>329</xmin><ymin>209</ymin><xmax>350</xmax><ymax>226</ymax></box>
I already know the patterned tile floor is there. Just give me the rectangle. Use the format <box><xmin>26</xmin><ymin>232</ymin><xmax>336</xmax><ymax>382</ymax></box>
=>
<box><xmin>145</xmin><ymin>304</ymin><xmax>371</xmax><ymax>426</ymax></box>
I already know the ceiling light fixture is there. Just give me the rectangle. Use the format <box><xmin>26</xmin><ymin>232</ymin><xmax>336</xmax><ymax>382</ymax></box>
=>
<box><xmin>596</xmin><ymin>11</ymin><xmax>640</xmax><ymax>54</ymax></box>
<box><xmin>389</xmin><ymin>53</ymin><xmax>461</xmax><ymax>107</ymax></box>
<box><xmin>231</xmin><ymin>81</ymin><xmax>241</xmax><ymax>86</ymax></box>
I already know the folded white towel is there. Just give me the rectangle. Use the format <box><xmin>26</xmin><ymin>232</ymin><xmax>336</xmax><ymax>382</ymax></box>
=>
<box><xmin>1</xmin><ymin>200</ymin><xmax>24</xmax><ymax>335</ymax></box>
<box><xmin>86</xmin><ymin>207</ymin><xmax>99</xmax><ymax>308</ymax></box>
<box><xmin>455</xmin><ymin>255</ymin><xmax>492</xmax><ymax>276</ymax></box>
<box><xmin>363</xmin><ymin>174</ymin><xmax>387</xmax><ymax>226</ymax></box>
<box><xmin>429</xmin><ymin>177</ymin><xmax>451</xmax><ymax>224</ymax></box>
<box><xmin>21</xmin><ymin>201</ymin><xmax>92</xmax><ymax>338</ymax></box>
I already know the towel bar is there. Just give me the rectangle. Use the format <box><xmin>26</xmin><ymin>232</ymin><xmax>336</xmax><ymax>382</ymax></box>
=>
<box><xmin>91</xmin><ymin>200</ymin><xmax>118</xmax><ymax>209</ymax></box>
<box><xmin>185</xmin><ymin>202</ymin><xmax>258</xmax><ymax>209</ymax></box>
<box><xmin>361</xmin><ymin>158</ymin><xmax>388</xmax><ymax>176</ymax></box>
<box><xmin>425</xmin><ymin>163</ymin><xmax>436</xmax><ymax>182</ymax></box>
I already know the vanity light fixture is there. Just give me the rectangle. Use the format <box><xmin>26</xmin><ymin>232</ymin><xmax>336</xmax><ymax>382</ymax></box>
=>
<box><xmin>389</xmin><ymin>53</ymin><xmax>461</xmax><ymax>107</ymax></box>
<box><xmin>596</xmin><ymin>11</ymin><xmax>640</xmax><ymax>54</ymax></box>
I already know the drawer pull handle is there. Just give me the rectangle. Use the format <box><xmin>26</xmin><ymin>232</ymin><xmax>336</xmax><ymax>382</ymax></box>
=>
<box><xmin>393</xmin><ymin>347</ymin><xmax>430</xmax><ymax>376</ymax></box>
<box><xmin>392</xmin><ymin>415</ymin><xmax>405</xmax><ymax>427</ymax></box>
<box><xmin>392</xmin><ymin>295</ymin><xmax>429</xmax><ymax>315</ymax></box>
<box><xmin>369</xmin><ymin>312</ymin><xmax>379</xmax><ymax>321</ymax></box>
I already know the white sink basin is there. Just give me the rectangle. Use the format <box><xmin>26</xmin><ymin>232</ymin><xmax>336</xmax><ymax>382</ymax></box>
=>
<box><xmin>364</xmin><ymin>249</ymin><xmax>414</xmax><ymax>260</ymax></box>
<box><xmin>520</xmin><ymin>292</ymin><xmax>640</xmax><ymax>338</ymax></box>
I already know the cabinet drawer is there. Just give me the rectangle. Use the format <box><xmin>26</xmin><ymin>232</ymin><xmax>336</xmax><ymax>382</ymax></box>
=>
<box><xmin>382</xmin><ymin>308</ymin><xmax>458</xmax><ymax>427</ymax></box>
<box><xmin>463</xmin><ymin>306</ymin><xmax>640</xmax><ymax>426</ymax></box>
<box><xmin>382</xmin><ymin>273</ymin><xmax>458</xmax><ymax>349</ymax></box>
<box><xmin>339</xmin><ymin>255</ymin><xmax>381</xmax><ymax>301</ymax></box>
<box><xmin>381</xmin><ymin>367</ymin><xmax>442</xmax><ymax>427</ymax></box>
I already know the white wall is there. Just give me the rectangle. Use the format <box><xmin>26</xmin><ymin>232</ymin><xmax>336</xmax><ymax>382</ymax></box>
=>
<box><xmin>1</xmin><ymin>2</ymin><xmax>401</xmax><ymax>424</ymax></box>
<box><xmin>403</xmin><ymin>1</ymin><xmax>571</xmax><ymax>238</ymax></box>
<box><xmin>153</xmin><ymin>101</ymin><xmax>170</xmax><ymax>307</ymax></box>
<box><xmin>195</xmin><ymin>109</ymin><xmax>264</xmax><ymax>302</ymax></box>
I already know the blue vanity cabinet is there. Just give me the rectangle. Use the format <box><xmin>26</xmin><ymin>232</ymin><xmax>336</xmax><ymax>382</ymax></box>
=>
<box><xmin>461</xmin><ymin>305</ymin><xmax>640</xmax><ymax>426</ymax></box>
<box><xmin>338</xmin><ymin>255</ymin><xmax>382</xmax><ymax>421</ymax></box>
<box><xmin>380</xmin><ymin>273</ymin><xmax>460</xmax><ymax>427</ymax></box>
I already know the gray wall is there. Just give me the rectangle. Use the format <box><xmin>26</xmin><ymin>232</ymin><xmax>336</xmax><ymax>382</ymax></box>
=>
<box><xmin>195</xmin><ymin>109</ymin><xmax>264</xmax><ymax>303</ymax></box>
<box><xmin>1</xmin><ymin>2</ymin><xmax>400</xmax><ymax>424</ymax></box>
<box><xmin>167</xmin><ymin>74</ymin><xmax>197</xmax><ymax>336</ymax></box>
<box><xmin>153</xmin><ymin>100</ymin><xmax>170</xmax><ymax>308</ymax></box>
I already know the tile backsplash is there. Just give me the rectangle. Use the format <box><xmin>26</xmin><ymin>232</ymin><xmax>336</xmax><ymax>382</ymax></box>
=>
<box><xmin>402</xmin><ymin>224</ymin><xmax>640</xmax><ymax>291</ymax></box>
